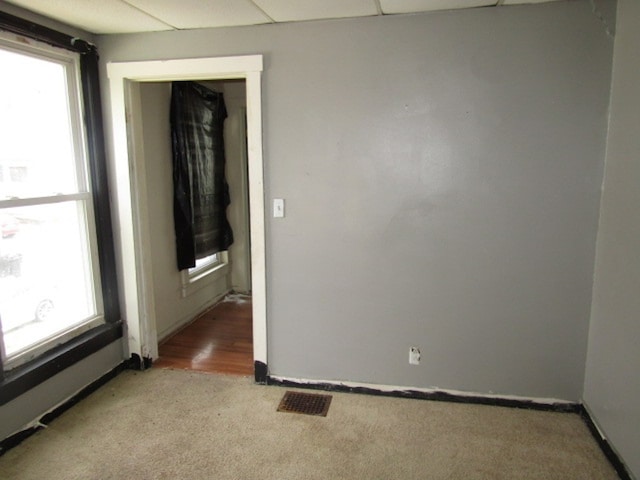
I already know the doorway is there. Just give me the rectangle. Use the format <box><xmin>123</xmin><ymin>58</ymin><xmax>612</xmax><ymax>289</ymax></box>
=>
<box><xmin>138</xmin><ymin>78</ymin><xmax>253</xmax><ymax>375</ymax></box>
<box><xmin>106</xmin><ymin>55</ymin><xmax>267</xmax><ymax>381</ymax></box>
<box><xmin>154</xmin><ymin>295</ymin><xmax>253</xmax><ymax>375</ymax></box>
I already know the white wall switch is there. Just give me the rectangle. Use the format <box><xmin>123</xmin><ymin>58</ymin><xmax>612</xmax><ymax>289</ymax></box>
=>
<box><xmin>273</xmin><ymin>198</ymin><xmax>285</xmax><ymax>218</ymax></box>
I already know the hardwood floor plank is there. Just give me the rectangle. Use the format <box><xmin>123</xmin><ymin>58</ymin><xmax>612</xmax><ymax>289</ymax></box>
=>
<box><xmin>154</xmin><ymin>296</ymin><xmax>253</xmax><ymax>376</ymax></box>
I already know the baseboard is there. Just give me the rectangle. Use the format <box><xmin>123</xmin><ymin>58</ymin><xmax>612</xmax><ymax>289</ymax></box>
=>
<box><xmin>128</xmin><ymin>353</ymin><xmax>153</xmax><ymax>371</ymax></box>
<box><xmin>266</xmin><ymin>375</ymin><xmax>579</xmax><ymax>412</ymax></box>
<box><xmin>0</xmin><ymin>426</ymin><xmax>40</xmax><ymax>457</ymax></box>
<box><xmin>3</xmin><ymin>364</ymin><xmax>631</xmax><ymax>479</ymax></box>
<box><xmin>0</xmin><ymin>359</ymin><xmax>131</xmax><ymax>457</ymax></box>
<box><xmin>579</xmin><ymin>405</ymin><xmax>634</xmax><ymax>480</ymax></box>
<box><xmin>267</xmin><ymin>375</ymin><xmax>636</xmax><ymax>477</ymax></box>
<box><xmin>254</xmin><ymin>361</ymin><xmax>268</xmax><ymax>384</ymax></box>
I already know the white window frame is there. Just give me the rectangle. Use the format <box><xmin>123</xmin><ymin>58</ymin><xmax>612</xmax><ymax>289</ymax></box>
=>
<box><xmin>180</xmin><ymin>250</ymin><xmax>229</xmax><ymax>298</ymax></box>
<box><xmin>0</xmin><ymin>33</ymin><xmax>105</xmax><ymax>369</ymax></box>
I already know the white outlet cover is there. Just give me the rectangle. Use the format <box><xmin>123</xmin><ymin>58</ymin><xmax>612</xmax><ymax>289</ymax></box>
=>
<box><xmin>409</xmin><ymin>347</ymin><xmax>421</xmax><ymax>365</ymax></box>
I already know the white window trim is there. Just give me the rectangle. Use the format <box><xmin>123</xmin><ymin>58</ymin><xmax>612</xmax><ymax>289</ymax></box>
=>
<box><xmin>0</xmin><ymin>32</ymin><xmax>105</xmax><ymax>369</ymax></box>
<box><xmin>180</xmin><ymin>251</ymin><xmax>230</xmax><ymax>298</ymax></box>
<box><xmin>3</xmin><ymin>316</ymin><xmax>104</xmax><ymax>370</ymax></box>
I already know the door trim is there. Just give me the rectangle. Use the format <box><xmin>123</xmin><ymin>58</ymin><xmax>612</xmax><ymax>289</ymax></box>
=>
<box><xmin>106</xmin><ymin>55</ymin><xmax>267</xmax><ymax>371</ymax></box>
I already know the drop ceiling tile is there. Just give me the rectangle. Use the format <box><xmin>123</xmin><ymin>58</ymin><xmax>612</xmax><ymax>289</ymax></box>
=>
<box><xmin>380</xmin><ymin>0</ymin><xmax>496</xmax><ymax>14</ymax></box>
<box><xmin>4</xmin><ymin>0</ymin><xmax>173</xmax><ymax>34</ymax></box>
<box><xmin>126</xmin><ymin>0</ymin><xmax>272</xmax><ymax>29</ymax></box>
<box><xmin>251</xmin><ymin>0</ymin><xmax>378</xmax><ymax>22</ymax></box>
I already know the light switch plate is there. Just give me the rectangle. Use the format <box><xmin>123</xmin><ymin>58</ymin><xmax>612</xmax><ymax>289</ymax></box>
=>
<box><xmin>273</xmin><ymin>198</ymin><xmax>285</xmax><ymax>218</ymax></box>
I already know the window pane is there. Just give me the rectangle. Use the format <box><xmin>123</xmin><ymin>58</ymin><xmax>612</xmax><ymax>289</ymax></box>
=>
<box><xmin>0</xmin><ymin>202</ymin><xmax>97</xmax><ymax>359</ymax></box>
<box><xmin>192</xmin><ymin>253</ymin><xmax>219</xmax><ymax>272</ymax></box>
<box><xmin>0</xmin><ymin>49</ymin><xmax>80</xmax><ymax>200</ymax></box>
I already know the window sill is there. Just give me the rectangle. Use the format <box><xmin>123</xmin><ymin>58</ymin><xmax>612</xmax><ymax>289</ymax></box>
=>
<box><xmin>3</xmin><ymin>316</ymin><xmax>106</xmax><ymax>371</ymax></box>
<box><xmin>181</xmin><ymin>261</ymin><xmax>229</xmax><ymax>298</ymax></box>
<box><xmin>0</xmin><ymin>321</ymin><xmax>122</xmax><ymax>406</ymax></box>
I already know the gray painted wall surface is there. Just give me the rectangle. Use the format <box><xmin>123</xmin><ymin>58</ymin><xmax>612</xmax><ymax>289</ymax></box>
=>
<box><xmin>0</xmin><ymin>2</ymin><xmax>124</xmax><ymax>442</ymax></box>
<box><xmin>0</xmin><ymin>342</ymin><xmax>123</xmax><ymax>440</ymax></box>
<box><xmin>584</xmin><ymin>0</ymin><xmax>640</xmax><ymax>477</ymax></box>
<box><xmin>98</xmin><ymin>1</ymin><xmax>613</xmax><ymax>400</ymax></box>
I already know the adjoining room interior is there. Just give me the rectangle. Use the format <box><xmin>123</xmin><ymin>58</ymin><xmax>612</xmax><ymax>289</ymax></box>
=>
<box><xmin>154</xmin><ymin>294</ymin><xmax>254</xmax><ymax>376</ymax></box>
<box><xmin>0</xmin><ymin>0</ymin><xmax>638</xmax><ymax>478</ymax></box>
<box><xmin>135</xmin><ymin>78</ymin><xmax>254</xmax><ymax>376</ymax></box>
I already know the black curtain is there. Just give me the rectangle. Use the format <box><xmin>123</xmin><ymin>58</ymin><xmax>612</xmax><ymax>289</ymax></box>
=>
<box><xmin>171</xmin><ymin>81</ymin><xmax>233</xmax><ymax>270</ymax></box>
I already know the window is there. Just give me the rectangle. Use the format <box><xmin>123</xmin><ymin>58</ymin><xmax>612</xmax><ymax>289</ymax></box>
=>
<box><xmin>0</xmin><ymin>36</ymin><xmax>104</xmax><ymax>368</ymax></box>
<box><xmin>191</xmin><ymin>253</ymin><xmax>221</xmax><ymax>277</ymax></box>
<box><xmin>0</xmin><ymin>11</ymin><xmax>121</xmax><ymax>403</ymax></box>
<box><xmin>180</xmin><ymin>251</ymin><xmax>229</xmax><ymax>297</ymax></box>
<box><xmin>170</xmin><ymin>81</ymin><xmax>233</xmax><ymax>298</ymax></box>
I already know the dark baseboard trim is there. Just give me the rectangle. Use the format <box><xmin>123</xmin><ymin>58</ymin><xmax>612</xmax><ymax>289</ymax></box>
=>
<box><xmin>0</xmin><ymin>357</ymin><xmax>138</xmax><ymax>457</ymax></box>
<box><xmin>267</xmin><ymin>377</ymin><xmax>634</xmax><ymax>478</ymax></box>
<box><xmin>0</xmin><ymin>426</ymin><xmax>39</xmax><ymax>456</ymax></box>
<box><xmin>579</xmin><ymin>405</ymin><xmax>633</xmax><ymax>480</ymax></box>
<box><xmin>266</xmin><ymin>376</ymin><xmax>580</xmax><ymax>413</ymax></box>
<box><xmin>254</xmin><ymin>361</ymin><xmax>268</xmax><ymax>384</ymax></box>
<box><xmin>128</xmin><ymin>354</ymin><xmax>153</xmax><ymax>371</ymax></box>
<box><xmin>39</xmin><ymin>362</ymin><xmax>127</xmax><ymax>425</ymax></box>
<box><xmin>2</xmin><ymin>364</ymin><xmax>632</xmax><ymax>480</ymax></box>
<box><xmin>0</xmin><ymin>322</ymin><xmax>123</xmax><ymax>406</ymax></box>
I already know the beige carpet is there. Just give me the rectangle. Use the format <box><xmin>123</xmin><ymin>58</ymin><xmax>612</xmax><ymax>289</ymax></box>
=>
<box><xmin>0</xmin><ymin>369</ymin><xmax>618</xmax><ymax>480</ymax></box>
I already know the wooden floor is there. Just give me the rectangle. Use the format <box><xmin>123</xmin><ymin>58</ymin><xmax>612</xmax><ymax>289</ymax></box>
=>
<box><xmin>154</xmin><ymin>296</ymin><xmax>253</xmax><ymax>376</ymax></box>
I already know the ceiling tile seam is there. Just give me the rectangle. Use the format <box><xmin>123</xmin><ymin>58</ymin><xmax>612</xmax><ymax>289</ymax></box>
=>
<box><xmin>467</xmin><ymin>2</ymin><xmax>502</xmax><ymax>9</ymax></box>
<box><xmin>247</xmin><ymin>0</ymin><xmax>276</xmax><ymax>24</ymax></box>
<box><xmin>378</xmin><ymin>1</ymin><xmax>501</xmax><ymax>16</ymax></box>
<box><xmin>119</xmin><ymin>0</ymin><xmax>178</xmax><ymax>30</ymax></box>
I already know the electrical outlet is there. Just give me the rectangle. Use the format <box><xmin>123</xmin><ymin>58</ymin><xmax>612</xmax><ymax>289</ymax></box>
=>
<box><xmin>409</xmin><ymin>346</ymin><xmax>421</xmax><ymax>365</ymax></box>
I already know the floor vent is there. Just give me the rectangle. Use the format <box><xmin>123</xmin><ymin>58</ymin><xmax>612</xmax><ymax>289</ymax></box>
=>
<box><xmin>277</xmin><ymin>391</ymin><xmax>332</xmax><ymax>417</ymax></box>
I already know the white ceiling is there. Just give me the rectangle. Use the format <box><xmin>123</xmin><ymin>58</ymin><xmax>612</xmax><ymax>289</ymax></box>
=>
<box><xmin>3</xmin><ymin>0</ymin><xmax>564</xmax><ymax>35</ymax></box>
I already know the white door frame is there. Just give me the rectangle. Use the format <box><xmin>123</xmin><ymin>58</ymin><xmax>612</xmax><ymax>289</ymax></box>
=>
<box><xmin>106</xmin><ymin>55</ymin><xmax>267</xmax><ymax>373</ymax></box>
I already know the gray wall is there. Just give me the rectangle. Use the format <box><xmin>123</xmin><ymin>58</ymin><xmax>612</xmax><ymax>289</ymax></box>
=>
<box><xmin>0</xmin><ymin>343</ymin><xmax>123</xmax><ymax>440</ymax></box>
<box><xmin>583</xmin><ymin>0</ymin><xmax>640</xmax><ymax>477</ymax></box>
<box><xmin>98</xmin><ymin>1</ymin><xmax>613</xmax><ymax>401</ymax></box>
<box><xmin>0</xmin><ymin>1</ymin><xmax>124</xmax><ymax>441</ymax></box>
